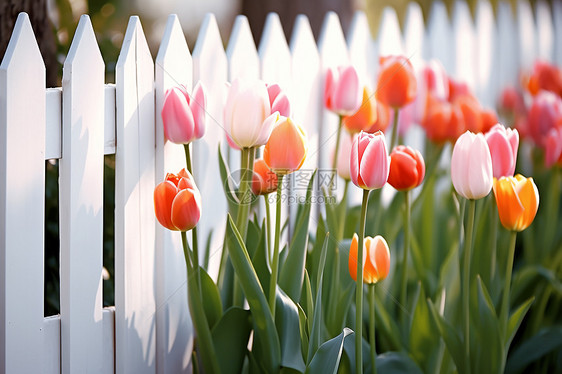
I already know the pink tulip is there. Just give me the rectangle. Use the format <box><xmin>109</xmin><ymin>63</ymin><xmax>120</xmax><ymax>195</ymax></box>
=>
<box><xmin>527</xmin><ymin>91</ymin><xmax>562</xmax><ymax>146</ymax></box>
<box><xmin>161</xmin><ymin>82</ymin><xmax>206</xmax><ymax>144</ymax></box>
<box><xmin>545</xmin><ymin>127</ymin><xmax>562</xmax><ymax>168</ymax></box>
<box><xmin>350</xmin><ymin>131</ymin><xmax>390</xmax><ymax>190</ymax></box>
<box><xmin>324</xmin><ymin>65</ymin><xmax>363</xmax><ymax>116</ymax></box>
<box><xmin>332</xmin><ymin>132</ymin><xmax>354</xmax><ymax>180</ymax></box>
<box><xmin>451</xmin><ymin>131</ymin><xmax>493</xmax><ymax>200</ymax></box>
<box><xmin>485</xmin><ymin>124</ymin><xmax>519</xmax><ymax>178</ymax></box>
<box><xmin>267</xmin><ymin>83</ymin><xmax>291</xmax><ymax>117</ymax></box>
<box><xmin>224</xmin><ymin>78</ymin><xmax>278</xmax><ymax>148</ymax></box>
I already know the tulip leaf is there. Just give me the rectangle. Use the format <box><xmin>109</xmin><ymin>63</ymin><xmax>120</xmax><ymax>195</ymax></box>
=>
<box><xmin>275</xmin><ymin>287</ymin><xmax>306</xmax><ymax>372</ymax></box>
<box><xmin>427</xmin><ymin>298</ymin><xmax>465</xmax><ymax>374</ymax></box>
<box><xmin>374</xmin><ymin>290</ymin><xmax>402</xmax><ymax>351</ymax></box>
<box><xmin>199</xmin><ymin>266</ymin><xmax>223</xmax><ymax>329</ymax></box>
<box><xmin>506</xmin><ymin>296</ymin><xmax>534</xmax><ymax>349</ymax></box>
<box><xmin>226</xmin><ymin>214</ymin><xmax>281</xmax><ymax>373</ymax></box>
<box><xmin>297</xmin><ymin>302</ymin><xmax>309</xmax><ymax>360</ymax></box>
<box><xmin>218</xmin><ymin>145</ymin><xmax>240</xmax><ymax>215</ymax></box>
<box><xmin>505</xmin><ymin>326</ymin><xmax>562</xmax><ymax>373</ymax></box>
<box><xmin>251</xmin><ymin>220</ymin><xmax>271</xmax><ymax>293</ymax></box>
<box><xmin>409</xmin><ymin>282</ymin><xmax>441</xmax><ymax>372</ymax></box>
<box><xmin>211</xmin><ymin>307</ymin><xmax>252</xmax><ymax>374</ymax></box>
<box><xmin>308</xmin><ymin>215</ymin><xmax>327</xmax><ymax>295</ymax></box>
<box><xmin>341</xmin><ymin>332</ymin><xmax>372</xmax><ymax>374</ymax></box>
<box><xmin>511</xmin><ymin>264</ymin><xmax>562</xmax><ymax>302</ymax></box>
<box><xmin>280</xmin><ymin>170</ymin><xmax>316</xmax><ymax>302</ymax></box>
<box><xmin>307</xmin><ymin>233</ymin><xmax>330</xmax><ymax>365</ymax></box>
<box><xmin>305</xmin><ymin>328</ymin><xmax>354</xmax><ymax>374</ymax></box>
<box><xmin>376</xmin><ymin>351</ymin><xmax>424</xmax><ymax>374</ymax></box>
<box><xmin>300</xmin><ymin>269</ymin><xmax>313</xmax><ymax>336</ymax></box>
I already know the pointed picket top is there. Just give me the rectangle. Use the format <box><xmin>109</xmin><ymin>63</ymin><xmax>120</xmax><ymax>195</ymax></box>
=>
<box><xmin>535</xmin><ymin>0</ymin><xmax>554</xmax><ymax>62</ymax></box>
<box><xmin>155</xmin><ymin>14</ymin><xmax>192</xmax><ymax>92</ymax></box>
<box><xmin>318</xmin><ymin>11</ymin><xmax>349</xmax><ymax>68</ymax></box>
<box><xmin>116</xmin><ymin>16</ymin><xmax>152</xmax><ymax>71</ymax></box>
<box><xmin>377</xmin><ymin>6</ymin><xmax>404</xmax><ymax>57</ymax></box>
<box><xmin>65</xmin><ymin>15</ymin><xmax>104</xmax><ymax>72</ymax></box>
<box><xmin>497</xmin><ymin>1</ymin><xmax>519</xmax><ymax>90</ymax></box>
<box><xmin>554</xmin><ymin>1</ymin><xmax>562</xmax><ymax>65</ymax></box>
<box><xmin>347</xmin><ymin>11</ymin><xmax>376</xmax><ymax>87</ymax></box>
<box><xmin>227</xmin><ymin>15</ymin><xmax>259</xmax><ymax>81</ymax></box>
<box><xmin>475</xmin><ymin>0</ymin><xmax>497</xmax><ymax>107</ymax></box>
<box><xmin>259</xmin><ymin>12</ymin><xmax>291</xmax><ymax>86</ymax></box>
<box><xmin>403</xmin><ymin>2</ymin><xmax>424</xmax><ymax>68</ymax></box>
<box><xmin>516</xmin><ymin>0</ymin><xmax>537</xmax><ymax>71</ymax></box>
<box><xmin>426</xmin><ymin>1</ymin><xmax>453</xmax><ymax>74</ymax></box>
<box><xmin>452</xmin><ymin>0</ymin><xmax>477</xmax><ymax>91</ymax></box>
<box><xmin>1</xmin><ymin>13</ymin><xmax>44</xmax><ymax>70</ymax></box>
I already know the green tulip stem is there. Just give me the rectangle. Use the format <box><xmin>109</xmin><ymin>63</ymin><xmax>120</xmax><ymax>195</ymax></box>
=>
<box><xmin>490</xmin><ymin>197</ymin><xmax>499</xmax><ymax>282</ymax></box>
<box><xmin>369</xmin><ymin>284</ymin><xmax>378</xmax><ymax>374</ymax></box>
<box><xmin>184</xmin><ymin>144</ymin><xmax>199</xmax><ymax>269</ymax></box>
<box><xmin>462</xmin><ymin>199</ymin><xmax>476</xmax><ymax>374</ymax></box>
<box><xmin>400</xmin><ymin>190</ymin><xmax>411</xmax><ymax>323</ymax></box>
<box><xmin>330</xmin><ymin>116</ymin><xmax>344</xmax><ymax>196</ymax></box>
<box><xmin>180</xmin><ymin>231</ymin><xmax>220</xmax><ymax>374</ymax></box>
<box><xmin>269</xmin><ymin>173</ymin><xmax>285</xmax><ymax>317</ymax></box>
<box><xmin>500</xmin><ymin>231</ymin><xmax>518</xmax><ymax>336</ymax></box>
<box><xmin>264</xmin><ymin>195</ymin><xmax>272</xmax><ymax>265</ymax></box>
<box><xmin>390</xmin><ymin>108</ymin><xmax>399</xmax><ymax>150</ymax></box>
<box><xmin>356</xmin><ymin>189</ymin><xmax>371</xmax><ymax>374</ymax></box>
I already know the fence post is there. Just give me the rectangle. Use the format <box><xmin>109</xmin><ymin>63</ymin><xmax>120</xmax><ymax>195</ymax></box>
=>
<box><xmin>0</xmin><ymin>12</ymin><xmax>45</xmax><ymax>374</ymax></box>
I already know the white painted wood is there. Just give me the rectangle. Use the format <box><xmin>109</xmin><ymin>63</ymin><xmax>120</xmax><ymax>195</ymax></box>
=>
<box><xmin>105</xmin><ymin>84</ymin><xmax>116</xmax><ymax>155</ymax></box>
<box><xmin>43</xmin><ymin>315</ymin><xmax>61</xmax><ymax>374</ymax></box>
<box><xmin>403</xmin><ymin>2</ymin><xmax>425</xmax><ymax>69</ymax></box>
<box><xmin>426</xmin><ymin>1</ymin><xmax>453</xmax><ymax>74</ymax></box>
<box><xmin>227</xmin><ymin>15</ymin><xmax>259</xmax><ymax>82</ymax></box>
<box><xmin>452</xmin><ymin>0</ymin><xmax>477</xmax><ymax>91</ymax></box>
<box><xmin>535</xmin><ymin>0</ymin><xmax>554</xmax><ymax>62</ymax></box>
<box><xmin>0</xmin><ymin>12</ymin><xmax>45</xmax><ymax>374</ymax></box>
<box><xmin>497</xmin><ymin>1</ymin><xmax>519</xmax><ymax>91</ymax></box>
<box><xmin>154</xmin><ymin>14</ymin><xmax>193</xmax><ymax>374</ymax></box>
<box><xmin>517</xmin><ymin>0</ymin><xmax>537</xmax><ymax>71</ymax></box>
<box><xmin>475</xmin><ymin>0</ymin><xmax>497</xmax><ymax>108</ymax></box>
<box><xmin>193</xmin><ymin>13</ymin><xmax>229</xmax><ymax>277</ymax></box>
<box><xmin>348</xmin><ymin>11</ymin><xmax>377</xmax><ymax>88</ymax></box>
<box><xmin>554</xmin><ymin>1</ymin><xmax>562</xmax><ymax>65</ymax></box>
<box><xmin>103</xmin><ymin>308</ymin><xmax>116</xmax><ymax>374</ymax></box>
<box><xmin>377</xmin><ymin>6</ymin><xmax>404</xmax><ymax>57</ymax></box>
<box><xmin>59</xmin><ymin>15</ymin><xmax>105</xmax><ymax>374</ymax></box>
<box><xmin>259</xmin><ymin>13</ymin><xmax>292</xmax><ymax>88</ymax></box>
<box><xmin>46</xmin><ymin>87</ymin><xmax>62</xmax><ymax>160</ymax></box>
<box><xmin>115</xmin><ymin>16</ymin><xmax>156</xmax><ymax>374</ymax></box>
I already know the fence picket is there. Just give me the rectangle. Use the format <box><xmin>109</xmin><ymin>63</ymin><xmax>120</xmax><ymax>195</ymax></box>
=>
<box><xmin>115</xmin><ymin>16</ymin><xmax>156</xmax><ymax>374</ymax></box>
<box><xmin>475</xmin><ymin>0</ymin><xmax>497</xmax><ymax>108</ymax></box>
<box><xmin>377</xmin><ymin>6</ymin><xmax>404</xmax><ymax>57</ymax></box>
<box><xmin>348</xmin><ymin>11</ymin><xmax>377</xmax><ymax>88</ymax></box>
<box><xmin>43</xmin><ymin>316</ymin><xmax>61</xmax><ymax>374</ymax></box>
<box><xmin>497</xmin><ymin>1</ymin><xmax>519</xmax><ymax>92</ymax></box>
<box><xmin>0</xmin><ymin>12</ymin><xmax>45</xmax><ymax>374</ymax></box>
<box><xmin>154</xmin><ymin>14</ymin><xmax>193</xmax><ymax>374</ymax></box>
<box><xmin>554</xmin><ymin>1</ymin><xmax>562</xmax><ymax>65</ymax></box>
<box><xmin>59</xmin><ymin>14</ymin><xmax>105</xmax><ymax>373</ymax></box>
<box><xmin>192</xmin><ymin>13</ymin><xmax>229</xmax><ymax>276</ymax></box>
<box><xmin>452</xmin><ymin>0</ymin><xmax>477</xmax><ymax>91</ymax></box>
<box><xmin>517</xmin><ymin>0</ymin><xmax>537</xmax><ymax>71</ymax></box>
<box><xmin>403</xmin><ymin>2</ymin><xmax>425</xmax><ymax>68</ymax></box>
<box><xmin>535</xmin><ymin>0</ymin><xmax>554</xmax><ymax>62</ymax></box>
<box><xmin>426</xmin><ymin>1</ymin><xmax>453</xmax><ymax>74</ymax></box>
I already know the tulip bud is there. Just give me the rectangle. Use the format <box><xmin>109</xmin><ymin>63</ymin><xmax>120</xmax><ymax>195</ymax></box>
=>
<box><xmin>154</xmin><ymin>169</ymin><xmax>202</xmax><ymax>231</ymax></box>
<box><xmin>376</xmin><ymin>55</ymin><xmax>417</xmax><ymax>108</ymax></box>
<box><xmin>493</xmin><ymin>175</ymin><xmax>539</xmax><ymax>232</ymax></box>
<box><xmin>252</xmin><ymin>159</ymin><xmax>278</xmax><ymax>195</ymax></box>
<box><xmin>348</xmin><ymin>233</ymin><xmax>390</xmax><ymax>284</ymax></box>
<box><xmin>350</xmin><ymin>131</ymin><xmax>390</xmax><ymax>190</ymax></box>
<box><xmin>451</xmin><ymin>131</ymin><xmax>493</xmax><ymax>200</ymax></box>
<box><xmin>267</xmin><ymin>83</ymin><xmax>291</xmax><ymax>117</ymax></box>
<box><xmin>263</xmin><ymin>117</ymin><xmax>308</xmax><ymax>175</ymax></box>
<box><xmin>388</xmin><ymin>145</ymin><xmax>425</xmax><ymax>191</ymax></box>
<box><xmin>161</xmin><ymin>82</ymin><xmax>206</xmax><ymax>144</ymax></box>
<box><xmin>324</xmin><ymin>65</ymin><xmax>363</xmax><ymax>116</ymax></box>
<box><xmin>527</xmin><ymin>91</ymin><xmax>562</xmax><ymax>146</ymax></box>
<box><xmin>485</xmin><ymin>124</ymin><xmax>519</xmax><ymax>178</ymax></box>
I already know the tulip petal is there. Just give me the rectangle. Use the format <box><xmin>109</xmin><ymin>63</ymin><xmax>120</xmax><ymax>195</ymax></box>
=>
<box><xmin>371</xmin><ymin>236</ymin><xmax>390</xmax><ymax>282</ymax></box>
<box><xmin>171</xmin><ymin>188</ymin><xmax>202</xmax><ymax>232</ymax></box>
<box><xmin>451</xmin><ymin>132</ymin><xmax>473</xmax><ymax>198</ymax></box>
<box><xmin>348</xmin><ymin>233</ymin><xmax>359</xmax><ymax>281</ymax></box>
<box><xmin>162</xmin><ymin>87</ymin><xmax>195</xmax><ymax>144</ymax></box>
<box><xmin>493</xmin><ymin>178</ymin><xmax>525</xmax><ymax>231</ymax></box>
<box><xmin>467</xmin><ymin>134</ymin><xmax>493</xmax><ymax>199</ymax></box>
<box><xmin>359</xmin><ymin>136</ymin><xmax>389</xmax><ymax>190</ymax></box>
<box><xmin>190</xmin><ymin>82</ymin><xmax>207</xmax><ymax>139</ymax></box>
<box><xmin>154</xmin><ymin>181</ymin><xmax>179</xmax><ymax>231</ymax></box>
<box><xmin>514</xmin><ymin>177</ymin><xmax>539</xmax><ymax>231</ymax></box>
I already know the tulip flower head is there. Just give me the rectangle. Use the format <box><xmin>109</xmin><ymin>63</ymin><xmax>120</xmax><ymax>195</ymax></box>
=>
<box><xmin>348</xmin><ymin>233</ymin><xmax>390</xmax><ymax>284</ymax></box>
<box><xmin>342</xmin><ymin>87</ymin><xmax>378</xmax><ymax>134</ymax></box>
<box><xmin>493</xmin><ymin>175</ymin><xmax>539</xmax><ymax>232</ymax></box>
<box><xmin>388</xmin><ymin>146</ymin><xmax>425</xmax><ymax>191</ymax></box>
<box><xmin>324</xmin><ymin>65</ymin><xmax>363</xmax><ymax>116</ymax></box>
<box><xmin>523</xmin><ymin>60</ymin><xmax>562</xmax><ymax>97</ymax></box>
<box><xmin>485</xmin><ymin>124</ymin><xmax>519</xmax><ymax>178</ymax></box>
<box><xmin>252</xmin><ymin>159</ymin><xmax>278</xmax><ymax>195</ymax></box>
<box><xmin>366</xmin><ymin>100</ymin><xmax>391</xmax><ymax>134</ymax></box>
<box><xmin>545</xmin><ymin>127</ymin><xmax>562</xmax><ymax>168</ymax></box>
<box><xmin>451</xmin><ymin>131</ymin><xmax>493</xmax><ymax>200</ymax></box>
<box><xmin>350</xmin><ymin>131</ymin><xmax>390</xmax><ymax>190</ymax></box>
<box><xmin>480</xmin><ymin>109</ymin><xmax>499</xmax><ymax>133</ymax></box>
<box><xmin>527</xmin><ymin>91</ymin><xmax>562</xmax><ymax>146</ymax></box>
<box><xmin>376</xmin><ymin>55</ymin><xmax>417</xmax><ymax>108</ymax></box>
<box><xmin>224</xmin><ymin>78</ymin><xmax>279</xmax><ymax>148</ymax></box>
<box><xmin>263</xmin><ymin>117</ymin><xmax>307</xmax><ymax>175</ymax></box>
<box><xmin>161</xmin><ymin>82</ymin><xmax>206</xmax><ymax>144</ymax></box>
<box><xmin>267</xmin><ymin>83</ymin><xmax>291</xmax><ymax>117</ymax></box>
<box><xmin>154</xmin><ymin>169</ymin><xmax>202</xmax><ymax>232</ymax></box>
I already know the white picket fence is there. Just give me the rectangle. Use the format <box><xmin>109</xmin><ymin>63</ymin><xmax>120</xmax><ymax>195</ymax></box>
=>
<box><xmin>0</xmin><ymin>1</ymin><xmax>560</xmax><ymax>373</ymax></box>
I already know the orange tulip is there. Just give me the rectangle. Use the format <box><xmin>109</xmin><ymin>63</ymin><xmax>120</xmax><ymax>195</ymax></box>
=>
<box><xmin>154</xmin><ymin>169</ymin><xmax>202</xmax><ymax>231</ymax></box>
<box><xmin>348</xmin><ymin>233</ymin><xmax>390</xmax><ymax>284</ymax></box>
<box><xmin>263</xmin><ymin>117</ymin><xmax>307</xmax><ymax>175</ymax></box>
<box><xmin>343</xmin><ymin>87</ymin><xmax>378</xmax><ymax>134</ymax></box>
<box><xmin>454</xmin><ymin>94</ymin><xmax>482</xmax><ymax>134</ymax></box>
<box><xmin>366</xmin><ymin>100</ymin><xmax>391</xmax><ymax>134</ymax></box>
<box><xmin>493</xmin><ymin>175</ymin><xmax>539</xmax><ymax>232</ymax></box>
<box><xmin>376</xmin><ymin>55</ymin><xmax>417</xmax><ymax>108</ymax></box>
<box><xmin>252</xmin><ymin>158</ymin><xmax>278</xmax><ymax>195</ymax></box>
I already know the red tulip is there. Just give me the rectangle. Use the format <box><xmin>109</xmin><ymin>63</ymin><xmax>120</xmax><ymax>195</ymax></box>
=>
<box><xmin>376</xmin><ymin>55</ymin><xmax>417</xmax><ymax>108</ymax></box>
<box><xmin>366</xmin><ymin>100</ymin><xmax>391</xmax><ymax>134</ymax></box>
<box><xmin>252</xmin><ymin>159</ymin><xmax>278</xmax><ymax>195</ymax></box>
<box><xmin>161</xmin><ymin>82</ymin><xmax>206</xmax><ymax>144</ymax></box>
<box><xmin>527</xmin><ymin>91</ymin><xmax>562</xmax><ymax>146</ymax></box>
<box><xmin>388</xmin><ymin>146</ymin><xmax>425</xmax><ymax>191</ymax></box>
<box><xmin>454</xmin><ymin>94</ymin><xmax>482</xmax><ymax>134</ymax></box>
<box><xmin>523</xmin><ymin>60</ymin><xmax>562</xmax><ymax>97</ymax></box>
<box><xmin>154</xmin><ymin>169</ymin><xmax>202</xmax><ymax>231</ymax></box>
<box><xmin>422</xmin><ymin>94</ymin><xmax>464</xmax><ymax>144</ymax></box>
<box><xmin>480</xmin><ymin>109</ymin><xmax>498</xmax><ymax>134</ymax></box>
<box><xmin>350</xmin><ymin>131</ymin><xmax>390</xmax><ymax>190</ymax></box>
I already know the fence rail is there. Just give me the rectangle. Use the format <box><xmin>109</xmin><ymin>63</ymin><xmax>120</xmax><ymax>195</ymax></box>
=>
<box><xmin>1</xmin><ymin>1</ymin><xmax>560</xmax><ymax>373</ymax></box>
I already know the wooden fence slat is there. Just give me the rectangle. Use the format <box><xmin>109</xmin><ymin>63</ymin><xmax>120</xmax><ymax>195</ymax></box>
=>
<box><xmin>517</xmin><ymin>0</ymin><xmax>537</xmax><ymax>72</ymax></box>
<box><xmin>0</xmin><ymin>12</ymin><xmax>45</xmax><ymax>374</ymax></box>
<box><xmin>103</xmin><ymin>308</ymin><xmax>116</xmax><ymax>374</ymax></box>
<box><xmin>348</xmin><ymin>11</ymin><xmax>377</xmax><ymax>88</ymax></box>
<box><xmin>452</xmin><ymin>0</ymin><xmax>477</xmax><ymax>91</ymax></box>
<box><xmin>403</xmin><ymin>2</ymin><xmax>425</xmax><ymax>69</ymax></box>
<box><xmin>192</xmin><ymin>13</ymin><xmax>229</xmax><ymax>277</ymax></box>
<box><xmin>154</xmin><ymin>14</ymin><xmax>193</xmax><ymax>374</ymax></box>
<box><xmin>59</xmin><ymin>14</ymin><xmax>105</xmax><ymax>374</ymax></box>
<box><xmin>104</xmin><ymin>85</ymin><xmax>117</xmax><ymax>155</ymax></box>
<box><xmin>475</xmin><ymin>0</ymin><xmax>497</xmax><ymax>108</ymax></box>
<box><xmin>497</xmin><ymin>1</ymin><xmax>519</xmax><ymax>92</ymax></box>
<box><xmin>554</xmin><ymin>1</ymin><xmax>562</xmax><ymax>66</ymax></box>
<box><xmin>46</xmin><ymin>87</ymin><xmax>62</xmax><ymax>160</ymax></box>
<box><xmin>426</xmin><ymin>1</ymin><xmax>453</xmax><ymax>74</ymax></box>
<box><xmin>115</xmin><ymin>16</ymin><xmax>156</xmax><ymax>374</ymax></box>
<box><xmin>377</xmin><ymin>6</ymin><xmax>404</xmax><ymax>57</ymax></box>
<box><xmin>43</xmin><ymin>316</ymin><xmax>61</xmax><ymax>374</ymax></box>
<box><xmin>535</xmin><ymin>0</ymin><xmax>554</xmax><ymax>62</ymax></box>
